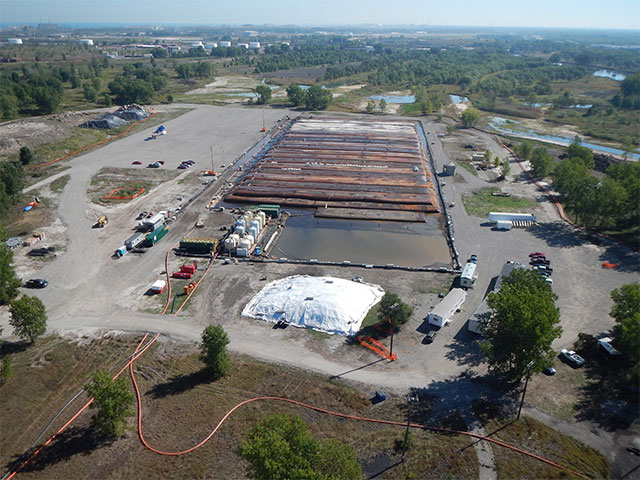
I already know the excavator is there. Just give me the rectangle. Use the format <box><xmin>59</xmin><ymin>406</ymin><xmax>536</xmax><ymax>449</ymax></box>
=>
<box><xmin>94</xmin><ymin>215</ymin><xmax>109</xmax><ymax>228</ymax></box>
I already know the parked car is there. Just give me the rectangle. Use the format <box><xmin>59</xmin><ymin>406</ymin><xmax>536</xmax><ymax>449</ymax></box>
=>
<box><xmin>530</xmin><ymin>258</ymin><xmax>551</xmax><ymax>265</ymax></box>
<box><xmin>529</xmin><ymin>252</ymin><xmax>545</xmax><ymax>257</ymax></box>
<box><xmin>147</xmin><ymin>162</ymin><xmax>160</xmax><ymax>168</ymax></box>
<box><xmin>136</xmin><ymin>212</ymin><xmax>148</xmax><ymax>220</ymax></box>
<box><xmin>542</xmin><ymin>366</ymin><xmax>557</xmax><ymax>376</ymax></box>
<box><xmin>425</xmin><ymin>330</ymin><xmax>437</xmax><ymax>343</ymax></box>
<box><xmin>177</xmin><ymin>164</ymin><xmax>187</xmax><ymax>169</ymax></box>
<box><xmin>560</xmin><ymin>349</ymin><xmax>585</xmax><ymax>368</ymax></box>
<box><xmin>158</xmin><ymin>160</ymin><xmax>165</xmax><ymax>165</ymax></box>
<box><xmin>25</xmin><ymin>278</ymin><xmax>48</xmax><ymax>288</ymax></box>
<box><xmin>470</xmin><ymin>254</ymin><xmax>478</xmax><ymax>263</ymax></box>
<box><xmin>131</xmin><ymin>161</ymin><xmax>142</xmax><ymax>165</ymax></box>
<box><xmin>185</xmin><ymin>160</ymin><xmax>195</xmax><ymax>165</ymax></box>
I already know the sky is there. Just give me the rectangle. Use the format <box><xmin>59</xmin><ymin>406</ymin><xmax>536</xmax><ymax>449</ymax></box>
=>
<box><xmin>1</xmin><ymin>0</ymin><xmax>639</xmax><ymax>30</ymax></box>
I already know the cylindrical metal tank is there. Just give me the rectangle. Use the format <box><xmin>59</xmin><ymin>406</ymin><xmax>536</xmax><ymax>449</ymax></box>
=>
<box><xmin>250</xmin><ymin>220</ymin><xmax>261</xmax><ymax>233</ymax></box>
<box><xmin>235</xmin><ymin>219</ymin><xmax>246</xmax><ymax>229</ymax></box>
<box><xmin>247</xmin><ymin>226</ymin><xmax>258</xmax><ymax>239</ymax></box>
<box><xmin>238</xmin><ymin>237</ymin><xmax>253</xmax><ymax>250</ymax></box>
<box><xmin>235</xmin><ymin>225</ymin><xmax>246</xmax><ymax>236</ymax></box>
<box><xmin>224</xmin><ymin>237</ymin><xmax>237</xmax><ymax>252</ymax></box>
<box><xmin>257</xmin><ymin>211</ymin><xmax>266</xmax><ymax>225</ymax></box>
<box><xmin>244</xmin><ymin>210</ymin><xmax>254</xmax><ymax>221</ymax></box>
<box><xmin>244</xmin><ymin>233</ymin><xmax>255</xmax><ymax>245</ymax></box>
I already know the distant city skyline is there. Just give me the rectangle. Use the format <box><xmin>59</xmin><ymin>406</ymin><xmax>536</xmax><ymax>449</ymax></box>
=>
<box><xmin>1</xmin><ymin>0</ymin><xmax>639</xmax><ymax>30</ymax></box>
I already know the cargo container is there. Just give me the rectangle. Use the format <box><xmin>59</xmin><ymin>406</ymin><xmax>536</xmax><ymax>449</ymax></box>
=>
<box><xmin>251</xmin><ymin>204</ymin><xmax>281</xmax><ymax>218</ymax></box>
<box><xmin>125</xmin><ymin>232</ymin><xmax>146</xmax><ymax>250</ymax></box>
<box><xmin>180</xmin><ymin>264</ymin><xmax>196</xmax><ymax>274</ymax></box>
<box><xmin>141</xmin><ymin>225</ymin><xmax>168</xmax><ymax>247</ymax></box>
<box><xmin>150</xmin><ymin>280</ymin><xmax>166</xmax><ymax>294</ymax></box>
<box><xmin>180</xmin><ymin>237</ymin><xmax>217</xmax><ymax>254</ymax></box>
<box><xmin>143</xmin><ymin>213</ymin><xmax>165</xmax><ymax>231</ymax></box>
<box><xmin>172</xmin><ymin>271</ymin><xmax>192</xmax><ymax>279</ymax></box>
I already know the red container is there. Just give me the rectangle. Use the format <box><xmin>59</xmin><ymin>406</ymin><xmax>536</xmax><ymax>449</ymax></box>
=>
<box><xmin>172</xmin><ymin>272</ymin><xmax>193</xmax><ymax>279</ymax></box>
<box><xmin>180</xmin><ymin>265</ymin><xmax>196</xmax><ymax>274</ymax></box>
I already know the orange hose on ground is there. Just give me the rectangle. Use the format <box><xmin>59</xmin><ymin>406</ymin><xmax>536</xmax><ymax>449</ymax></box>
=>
<box><xmin>34</xmin><ymin>112</ymin><xmax>158</xmax><ymax>169</ymax></box>
<box><xmin>128</xmin><ymin>358</ymin><xmax>587</xmax><ymax>478</ymax></box>
<box><xmin>4</xmin><ymin>333</ymin><xmax>158</xmax><ymax>480</ymax></box>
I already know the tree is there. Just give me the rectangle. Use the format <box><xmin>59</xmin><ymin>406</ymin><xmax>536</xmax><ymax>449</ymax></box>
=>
<box><xmin>9</xmin><ymin>295</ymin><xmax>47</xmax><ymax>343</ymax></box>
<box><xmin>255</xmin><ymin>84</ymin><xmax>272</xmax><ymax>105</ymax></box>
<box><xmin>175</xmin><ymin>63</ymin><xmax>192</xmax><ymax>80</ymax></box>
<box><xmin>200</xmin><ymin>324</ymin><xmax>231</xmax><ymax>378</ymax></box>
<box><xmin>376</xmin><ymin>292</ymin><xmax>413</xmax><ymax>328</ymax></box>
<box><xmin>19</xmin><ymin>146</ymin><xmax>33</xmax><ymax>166</ymax></box>
<box><xmin>365</xmin><ymin>100</ymin><xmax>375</xmax><ymax>114</ymax></box>
<box><xmin>379</xmin><ymin>98</ymin><xmax>387</xmax><ymax>113</ymax></box>
<box><xmin>610</xmin><ymin>283</ymin><xmax>640</xmax><ymax>382</ymax></box>
<box><xmin>84</xmin><ymin>370</ymin><xmax>134</xmax><ymax>438</ymax></box>
<box><xmin>305</xmin><ymin>85</ymin><xmax>332</xmax><ymax>110</ymax></box>
<box><xmin>460</xmin><ymin>107</ymin><xmax>480</xmax><ymax>127</ymax></box>
<box><xmin>481</xmin><ymin>269</ymin><xmax>562</xmax><ymax>380</ymax></box>
<box><xmin>286</xmin><ymin>83</ymin><xmax>306</xmax><ymax>107</ymax></box>
<box><xmin>241</xmin><ymin>413</ymin><xmax>361</xmax><ymax>480</ymax></box>
<box><xmin>515</xmin><ymin>141</ymin><xmax>533</xmax><ymax>161</ymax></box>
<box><xmin>194</xmin><ymin>61</ymin><xmax>214</xmax><ymax>78</ymax></box>
<box><xmin>0</xmin><ymin>245</ymin><xmax>21</xmax><ymax>305</ymax></box>
<box><xmin>484</xmin><ymin>149</ymin><xmax>492</xmax><ymax>165</ymax></box>
<box><xmin>0</xmin><ymin>94</ymin><xmax>18</xmax><ymax>119</ymax></box>
<box><xmin>83</xmin><ymin>84</ymin><xmax>97</xmax><ymax>102</ymax></box>
<box><xmin>530</xmin><ymin>147</ymin><xmax>553</xmax><ymax>178</ymax></box>
<box><xmin>0</xmin><ymin>160</ymin><xmax>25</xmax><ymax>199</ymax></box>
<box><xmin>501</xmin><ymin>158</ymin><xmax>511</xmax><ymax>178</ymax></box>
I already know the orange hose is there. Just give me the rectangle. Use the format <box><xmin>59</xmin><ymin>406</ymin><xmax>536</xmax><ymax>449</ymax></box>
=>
<box><xmin>4</xmin><ymin>333</ymin><xmax>158</xmax><ymax>480</ymax></box>
<box><xmin>128</xmin><ymin>355</ymin><xmax>587</xmax><ymax>478</ymax></box>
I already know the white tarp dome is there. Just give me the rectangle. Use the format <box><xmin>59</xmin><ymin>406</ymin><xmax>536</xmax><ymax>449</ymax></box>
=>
<box><xmin>242</xmin><ymin>275</ymin><xmax>384</xmax><ymax>336</ymax></box>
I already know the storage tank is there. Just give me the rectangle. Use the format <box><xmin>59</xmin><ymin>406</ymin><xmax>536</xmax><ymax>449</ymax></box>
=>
<box><xmin>256</xmin><ymin>211</ymin><xmax>266</xmax><ymax>227</ymax></box>
<box><xmin>235</xmin><ymin>247</ymin><xmax>248</xmax><ymax>257</ymax></box>
<box><xmin>235</xmin><ymin>225</ymin><xmax>246</xmax><ymax>236</ymax></box>
<box><xmin>241</xmin><ymin>214</ymin><xmax>251</xmax><ymax>226</ymax></box>
<box><xmin>224</xmin><ymin>236</ymin><xmax>238</xmax><ymax>252</ymax></box>
<box><xmin>238</xmin><ymin>237</ymin><xmax>253</xmax><ymax>250</ymax></box>
<box><xmin>247</xmin><ymin>226</ymin><xmax>258</xmax><ymax>239</ymax></box>
<box><xmin>235</xmin><ymin>218</ymin><xmax>246</xmax><ymax>228</ymax></box>
<box><xmin>244</xmin><ymin>234</ymin><xmax>255</xmax><ymax>245</ymax></box>
<box><xmin>250</xmin><ymin>220</ymin><xmax>261</xmax><ymax>233</ymax></box>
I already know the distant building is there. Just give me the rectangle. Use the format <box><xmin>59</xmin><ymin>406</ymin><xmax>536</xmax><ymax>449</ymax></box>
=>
<box><xmin>249</xmin><ymin>41</ymin><xmax>261</xmax><ymax>49</ymax></box>
<box><xmin>7</xmin><ymin>38</ymin><xmax>23</xmax><ymax>45</ymax></box>
<box><xmin>191</xmin><ymin>41</ymin><xmax>204</xmax><ymax>48</ymax></box>
<box><xmin>167</xmin><ymin>45</ymin><xmax>181</xmax><ymax>55</ymax></box>
<box><xmin>79</xmin><ymin>39</ymin><xmax>94</xmax><ymax>46</ymax></box>
<box><xmin>205</xmin><ymin>42</ymin><xmax>218</xmax><ymax>49</ymax></box>
<box><xmin>237</xmin><ymin>43</ymin><xmax>249</xmax><ymax>49</ymax></box>
<box><xmin>219</xmin><ymin>41</ymin><xmax>231</xmax><ymax>47</ymax></box>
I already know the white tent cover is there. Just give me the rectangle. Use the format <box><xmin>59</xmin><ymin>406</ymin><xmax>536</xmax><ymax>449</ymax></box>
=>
<box><xmin>242</xmin><ymin>275</ymin><xmax>384</xmax><ymax>336</ymax></box>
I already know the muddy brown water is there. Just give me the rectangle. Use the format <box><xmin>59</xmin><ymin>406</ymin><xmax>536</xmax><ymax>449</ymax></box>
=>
<box><xmin>272</xmin><ymin>210</ymin><xmax>451</xmax><ymax>267</ymax></box>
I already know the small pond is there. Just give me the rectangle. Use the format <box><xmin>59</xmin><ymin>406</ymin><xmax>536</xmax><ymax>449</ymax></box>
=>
<box><xmin>368</xmin><ymin>95</ymin><xmax>416</xmax><ymax>104</ymax></box>
<box><xmin>593</xmin><ymin>70</ymin><xmax>627</xmax><ymax>81</ymax></box>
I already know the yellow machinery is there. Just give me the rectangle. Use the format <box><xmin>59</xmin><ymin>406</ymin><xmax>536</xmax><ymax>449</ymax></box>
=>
<box><xmin>95</xmin><ymin>215</ymin><xmax>108</xmax><ymax>228</ymax></box>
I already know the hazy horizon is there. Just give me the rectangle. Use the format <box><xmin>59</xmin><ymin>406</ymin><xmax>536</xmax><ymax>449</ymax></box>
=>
<box><xmin>2</xmin><ymin>0</ymin><xmax>639</xmax><ymax>30</ymax></box>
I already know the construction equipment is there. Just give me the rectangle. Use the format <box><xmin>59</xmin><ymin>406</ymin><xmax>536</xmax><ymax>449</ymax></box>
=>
<box><xmin>95</xmin><ymin>215</ymin><xmax>108</xmax><ymax>228</ymax></box>
<box><xmin>183</xmin><ymin>281</ymin><xmax>197</xmax><ymax>295</ymax></box>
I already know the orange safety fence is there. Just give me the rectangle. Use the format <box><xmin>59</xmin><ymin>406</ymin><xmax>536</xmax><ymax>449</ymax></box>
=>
<box><xmin>358</xmin><ymin>336</ymin><xmax>397</xmax><ymax>361</ymax></box>
<box><xmin>103</xmin><ymin>187</ymin><xmax>145</xmax><ymax>200</ymax></box>
<box><xmin>32</xmin><ymin>111</ymin><xmax>158</xmax><ymax>169</ymax></box>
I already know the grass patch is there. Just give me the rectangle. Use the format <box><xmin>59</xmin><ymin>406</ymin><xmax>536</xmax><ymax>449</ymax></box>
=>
<box><xmin>416</xmin><ymin>274</ymin><xmax>456</xmax><ymax>295</ymax></box>
<box><xmin>361</xmin><ymin>304</ymin><xmax>381</xmax><ymax>329</ymax></box>
<box><xmin>456</xmin><ymin>160</ymin><xmax>478</xmax><ymax>176</ymax></box>
<box><xmin>2</xmin><ymin>192</ymin><xmax>55</xmax><ymax>238</ymax></box>
<box><xmin>462</xmin><ymin>187</ymin><xmax>536</xmax><ymax>218</ymax></box>
<box><xmin>487</xmin><ymin>416</ymin><xmax>609</xmax><ymax>479</ymax></box>
<box><xmin>0</xmin><ymin>336</ymin><xmax>480</xmax><ymax>479</ymax></box>
<box><xmin>49</xmin><ymin>174</ymin><xmax>71</xmax><ymax>193</ymax></box>
<box><xmin>88</xmin><ymin>167</ymin><xmax>179</xmax><ymax>205</ymax></box>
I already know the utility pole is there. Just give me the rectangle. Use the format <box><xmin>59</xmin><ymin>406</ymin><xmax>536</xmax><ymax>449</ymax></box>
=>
<box><xmin>389</xmin><ymin>303</ymin><xmax>398</xmax><ymax>357</ymax></box>
<box><xmin>517</xmin><ymin>360</ymin><xmax>535</xmax><ymax>420</ymax></box>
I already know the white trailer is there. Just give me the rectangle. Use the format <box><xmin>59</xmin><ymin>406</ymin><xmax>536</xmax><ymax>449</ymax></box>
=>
<box><xmin>143</xmin><ymin>213</ymin><xmax>165</xmax><ymax>231</ymax></box>
<box><xmin>125</xmin><ymin>232</ymin><xmax>146</xmax><ymax>250</ymax></box>
<box><xmin>495</xmin><ymin>220</ymin><xmax>512</xmax><ymax>230</ymax></box>
<box><xmin>488</xmin><ymin>212</ymin><xmax>536</xmax><ymax>223</ymax></box>
<box><xmin>459</xmin><ymin>262</ymin><xmax>477</xmax><ymax>288</ymax></box>
<box><xmin>428</xmin><ymin>288</ymin><xmax>466</xmax><ymax>327</ymax></box>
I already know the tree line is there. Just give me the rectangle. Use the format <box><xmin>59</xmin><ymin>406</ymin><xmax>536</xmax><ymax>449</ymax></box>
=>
<box><xmin>520</xmin><ymin>140</ymin><xmax>640</xmax><ymax>238</ymax></box>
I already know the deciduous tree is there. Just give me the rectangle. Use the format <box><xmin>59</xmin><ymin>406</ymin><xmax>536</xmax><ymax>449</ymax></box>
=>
<box><xmin>0</xmin><ymin>245</ymin><xmax>21</xmax><ymax>305</ymax></box>
<box><xmin>460</xmin><ymin>107</ymin><xmax>480</xmax><ymax>127</ymax></box>
<box><xmin>255</xmin><ymin>84</ymin><xmax>272</xmax><ymax>105</ymax></box>
<box><xmin>200</xmin><ymin>324</ymin><xmax>231</xmax><ymax>378</ymax></box>
<box><xmin>9</xmin><ymin>295</ymin><xmax>47</xmax><ymax>342</ymax></box>
<box><xmin>481</xmin><ymin>269</ymin><xmax>562</xmax><ymax>380</ymax></box>
<box><xmin>376</xmin><ymin>292</ymin><xmax>413</xmax><ymax>328</ymax></box>
<box><xmin>84</xmin><ymin>370</ymin><xmax>134</xmax><ymax>438</ymax></box>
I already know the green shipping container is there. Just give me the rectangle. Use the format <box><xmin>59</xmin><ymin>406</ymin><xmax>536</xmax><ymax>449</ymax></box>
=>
<box><xmin>142</xmin><ymin>225</ymin><xmax>168</xmax><ymax>247</ymax></box>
